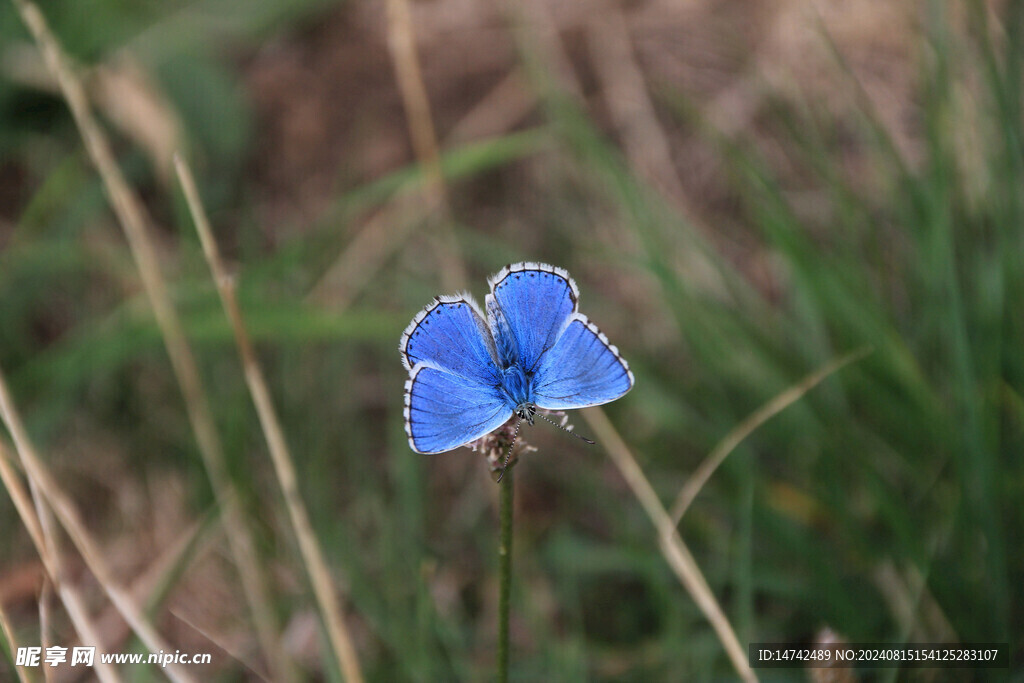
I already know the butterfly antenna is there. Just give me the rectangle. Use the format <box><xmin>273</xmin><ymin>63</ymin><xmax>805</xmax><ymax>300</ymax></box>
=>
<box><xmin>496</xmin><ymin>417</ymin><xmax>524</xmax><ymax>483</ymax></box>
<box><xmin>536</xmin><ymin>412</ymin><xmax>595</xmax><ymax>445</ymax></box>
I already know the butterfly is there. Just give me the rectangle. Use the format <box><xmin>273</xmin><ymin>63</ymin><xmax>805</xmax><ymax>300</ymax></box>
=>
<box><xmin>400</xmin><ymin>262</ymin><xmax>634</xmax><ymax>460</ymax></box>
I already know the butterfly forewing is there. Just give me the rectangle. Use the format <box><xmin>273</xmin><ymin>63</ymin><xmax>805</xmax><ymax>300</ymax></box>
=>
<box><xmin>487</xmin><ymin>263</ymin><xmax>578</xmax><ymax>373</ymax></box>
<box><xmin>400</xmin><ymin>295</ymin><xmax>501</xmax><ymax>383</ymax></box>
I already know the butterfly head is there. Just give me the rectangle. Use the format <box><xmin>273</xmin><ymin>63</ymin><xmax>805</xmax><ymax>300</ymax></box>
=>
<box><xmin>515</xmin><ymin>402</ymin><xmax>537</xmax><ymax>426</ymax></box>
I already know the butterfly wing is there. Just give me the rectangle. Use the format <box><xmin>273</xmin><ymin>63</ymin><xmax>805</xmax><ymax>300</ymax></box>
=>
<box><xmin>404</xmin><ymin>364</ymin><xmax>512</xmax><ymax>453</ymax></box>
<box><xmin>401</xmin><ymin>295</ymin><xmax>509</xmax><ymax>453</ymax></box>
<box><xmin>531</xmin><ymin>314</ymin><xmax>634</xmax><ymax>410</ymax></box>
<box><xmin>401</xmin><ymin>294</ymin><xmax>501</xmax><ymax>379</ymax></box>
<box><xmin>486</xmin><ymin>262</ymin><xmax>578</xmax><ymax>372</ymax></box>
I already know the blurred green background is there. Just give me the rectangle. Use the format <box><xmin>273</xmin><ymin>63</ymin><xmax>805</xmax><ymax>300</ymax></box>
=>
<box><xmin>0</xmin><ymin>0</ymin><xmax>1021</xmax><ymax>680</ymax></box>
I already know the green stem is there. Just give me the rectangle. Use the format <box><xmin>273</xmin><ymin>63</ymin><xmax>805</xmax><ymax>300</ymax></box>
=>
<box><xmin>497</xmin><ymin>469</ymin><xmax>514</xmax><ymax>683</ymax></box>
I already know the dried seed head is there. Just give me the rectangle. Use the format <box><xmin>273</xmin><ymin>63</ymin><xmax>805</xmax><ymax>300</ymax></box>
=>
<box><xmin>468</xmin><ymin>417</ymin><xmax>536</xmax><ymax>480</ymax></box>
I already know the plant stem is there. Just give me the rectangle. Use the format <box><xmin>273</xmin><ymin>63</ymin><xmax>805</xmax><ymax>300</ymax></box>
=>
<box><xmin>497</xmin><ymin>469</ymin><xmax>514</xmax><ymax>683</ymax></box>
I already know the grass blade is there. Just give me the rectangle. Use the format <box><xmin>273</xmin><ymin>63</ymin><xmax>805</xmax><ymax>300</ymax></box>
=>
<box><xmin>7</xmin><ymin>1</ymin><xmax>291</xmax><ymax>677</ymax></box>
<box><xmin>175</xmin><ymin>155</ymin><xmax>365</xmax><ymax>683</ymax></box>
<box><xmin>582</xmin><ymin>407</ymin><xmax>757</xmax><ymax>683</ymax></box>
<box><xmin>0</xmin><ymin>366</ymin><xmax>192</xmax><ymax>683</ymax></box>
<box><xmin>670</xmin><ymin>347</ymin><xmax>872</xmax><ymax>525</ymax></box>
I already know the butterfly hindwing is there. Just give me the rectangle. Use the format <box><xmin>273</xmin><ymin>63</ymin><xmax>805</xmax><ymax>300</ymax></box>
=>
<box><xmin>487</xmin><ymin>262</ymin><xmax>578</xmax><ymax>372</ymax></box>
<box><xmin>400</xmin><ymin>295</ymin><xmax>501</xmax><ymax>385</ymax></box>
<box><xmin>531</xmin><ymin>314</ymin><xmax>634</xmax><ymax>410</ymax></box>
<box><xmin>404</xmin><ymin>365</ymin><xmax>512</xmax><ymax>453</ymax></box>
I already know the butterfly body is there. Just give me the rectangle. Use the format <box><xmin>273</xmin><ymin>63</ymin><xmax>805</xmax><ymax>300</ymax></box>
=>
<box><xmin>401</xmin><ymin>262</ymin><xmax>633</xmax><ymax>454</ymax></box>
<box><xmin>497</xmin><ymin>364</ymin><xmax>533</xmax><ymax>411</ymax></box>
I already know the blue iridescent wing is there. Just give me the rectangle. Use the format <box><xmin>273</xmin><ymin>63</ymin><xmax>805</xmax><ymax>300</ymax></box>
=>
<box><xmin>486</xmin><ymin>262</ymin><xmax>578</xmax><ymax>372</ymax></box>
<box><xmin>401</xmin><ymin>294</ymin><xmax>509</xmax><ymax>453</ymax></box>
<box><xmin>531</xmin><ymin>314</ymin><xmax>634</xmax><ymax>410</ymax></box>
<box><xmin>404</xmin><ymin>365</ymin><xmax>512</xmax><ymax>453</ymax></box>
<box><xmin>400</xmin><ymin>294</ymin><xmax>501</xmax><ymax>384</ymax></box>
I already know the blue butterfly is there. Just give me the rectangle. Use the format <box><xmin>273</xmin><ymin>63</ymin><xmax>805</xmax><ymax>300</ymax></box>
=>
<box><xmin>401</xmin><ymin>262</ymin><xmax>634</xmax><ymax>456</ymax></box>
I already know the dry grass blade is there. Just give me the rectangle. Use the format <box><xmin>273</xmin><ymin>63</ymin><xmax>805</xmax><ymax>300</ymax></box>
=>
<box><xmin>140</xmin><ymin>506</ymin><xmax>220</xmax><ymax>620</ymax></box>
<box><xmin>0</xmin><ymin>368</ymin><xmax>193</xmax><ymax>683</ymax></box>
<box><xmin>174</xmin><ymin>156</ymin><xmax>365</xmax><ymax>683</ymax></box>
<box><xmin>670</xmin><ymin>347</ymin><xmax>872</xmax><ymax>526</ymax></box>
<box><xmin>899</xmin><ymin>564</ymin><xmax>956</xmax><ymax>643</ymax></box>
<box><xmin>307</xmin><ymin>203</ymin><xmax>424</xmax><ymax>308</ymax></box>
<box><xmin>0</xmin><ymin>440</ymin><xmax>46</xmax><ymax>556</ymax></box>
<box><xmin>1</xmin><ymin>45</ymin><xmax>183</xmax><ymax>183</ymax></box>
<box><xmin>7</xmin><ymin>2</ymin><xmax>289</xmax><ymax>679</ymax></box>
<box><xmin>513</xmin><ymin>0</ymin><xmax>584</xmax><ymax>99</ymax></box>
<box><xmin>385</xmin><ymin>0</ymin><xmax>465</xmax><ymax>292</ymax></box>
<box><xmin>26</xmin><ymin>477</ymin><xmax>121</xmax><ymax>683</ymax></box>
<box><xmin>0</xmin><ymin>442</ymin><xmax>121</xmax><ymax>683</ymax></box>
<box><xmin>55</xmin><ymin>510</ymin><xmax>225</xmax><ymax>683</ymax></box>
<box><xmin>872</xmin><ymin>561</ymin><xmax>957</xmax><ymax>644</ymax></box>
<box><xmin>385</xmin><ymin>0</ymin><xmax>444</xmax><ymax>204</ymax></box>
<box><xmin>310</xmin><ymin>0</ymin><xmax>476</xmax><ymax>308</ymax></box>
<box><xmin>586</xmin><ymin>1</ymin><xmax>689</xmax><ymax>213</ymax></box>
<box><xmin>0</xmin><ymin>599</ymin><xmax>29</xmax><ymax>683</ymax></box>
<box><xmin>38</xmin><ymin>580</ymin><xmax>50</xmax><ymax>683</ymax></box>
<box><xmin>78</xmin><ymin>508</ymin><xmax>214</xmax><ymax>661</ymax></box>
<box><xmin>44</xmin><ymin>562</ymin><xmax>120</xmax><ymax>683</ymax></box>
<box><xmin>445</xmin><ymin>69</ymin><xmax>535</xmax><ymax>145</ymax></box>
<box><xmin>582</xmin><ymin>407</ymin><xmax>758</xmax><ymax>682</ymax></box>
<box><xmin>314</xmin><ymin>0</ymin><xmax>515</xmax><ymax>308</ymax></box>
<box><xmin>167</xmin><ymin>609</ymin><xmax>271</xmax><ymax>683</ymax></box>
